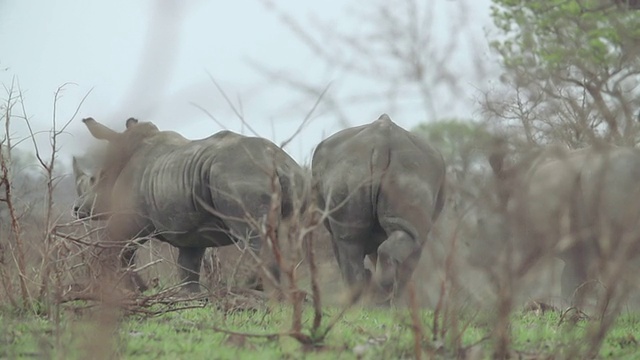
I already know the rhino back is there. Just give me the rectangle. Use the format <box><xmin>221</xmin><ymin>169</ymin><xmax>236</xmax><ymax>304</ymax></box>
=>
<box><xmin>374</xmin><ymin>121</ymin><xmax>445</xmax><ymax>238</ymax></box>
<box><xmin>510</xmin><ymin>153</ymin><xmax>582</xmax><ymax>247</ymax></box>
<box><xmin>579</xmin><ymin>147</ymin><xmax>640</xmax><ymax>231</ymax></box>
<box><xmin>131</xmin><ymin>140</ymin><xmax>231</xmax><ymax>240</ymax></box>
<box><xmin>313</xmin><ymin>116</ymin><xmax>444</xmax><ymax>235</ymax></box>
<box><xmin>122</xmin><ymin>132</ymin><xmax>302</xmax><ymax>246</ymax></box>
<box><xmin>202</xmin><ymin>135</ymin><xmax>304</xmax><ymax>221</ymax></box>
<box><xmin>312</xmin><ymin>120</ymin><xmax>392</xmax><ymax>226</ymax></box>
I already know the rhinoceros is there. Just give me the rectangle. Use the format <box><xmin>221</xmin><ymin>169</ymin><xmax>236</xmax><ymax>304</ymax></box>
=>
<box><xmin>488</xmin><ymin>144</ymin><xmax>640</xmax><ymax>302</ymax></box>
<box><xmin>72</xmin><ymin>117</ymin><xmax>307</xmax><ymax>293</ymax></box>
<box><xmin>311</xmin><ymin>114</ymin><xmax>446</xmax><ymax>301</ymax></box>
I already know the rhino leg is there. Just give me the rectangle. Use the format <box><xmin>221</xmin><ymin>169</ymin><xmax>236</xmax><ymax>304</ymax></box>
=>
<box><xmin>559</xmin><ymin>244</ymin><xmax>591</xmax><ymax>304</ymax></box>
<box><xmin>106</xmin><ymin>214</ymin><xmax>151</xmax><ymax>292</ymax></box>
<box><xmin>121</xmin><ymin>244</ymin><xmax>149</xmax><ymax>293</ymax></box>
<box><xmin>561</xmin><ymin>262</ymin><xmax>591</xmax><ymax>306</ymax></box>
<box><xmin>177</xmin><ymin>246</ymin><xmax>206</xmax><ymax>293</ymax></box>
<box><xmin>244</xmin><ymin>236</ymin><xmax>264</xmax><ymax>290</ymax></box>
<box><xmin>244</xmin><ymin>235</ymin><xmax>282</xmax><ymax>291</ymax></box>
<box><xmin>331</xmin><ymin>236</ymin><xmax>369</xmax><ymax>299</ymax></box>
<box><xmin>375</xmin><ymin>230</ymin><xmax>422</xmax><ymax>299</ymax></box>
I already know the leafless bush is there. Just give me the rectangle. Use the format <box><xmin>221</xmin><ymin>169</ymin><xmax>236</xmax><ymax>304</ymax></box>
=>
<box><xmin>253</xmin><ymin>0</ymin><xmax>488</xmax><ymax>125</ymax></box>
<box><xmin>470</xmin><ymin>1</ymin><xmax>640</xmax><ymax>357</ymax></box>
<box><xmin>250</xmin><ymin>1</ymin><xmax>502</xmax><ymax>357</ymax></box>
<box><xmin>0</xmin><ymin>81</ymin><xmax>94</xmax><ymax>317</ymax></box>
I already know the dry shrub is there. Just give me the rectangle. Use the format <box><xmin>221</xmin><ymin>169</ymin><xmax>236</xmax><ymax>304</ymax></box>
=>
<box><xmin>0</xmin><ymin>83</ymin><xmax>94</xmax><ymax>313</ymax></box>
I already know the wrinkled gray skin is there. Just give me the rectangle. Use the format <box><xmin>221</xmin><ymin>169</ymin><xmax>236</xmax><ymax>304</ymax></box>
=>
<box><xmin>488</xmin><ymin>145</ymin><xmax>640</xmax><ymax>302</ymax></box>
<box><xmin>311</xmin><ymin>114</ymin><xmax>446</xmax><ymax>301</ymax></box>
<box><xmin>73</xmin><ymin>117</ymin><xmax>306</xmax><ymax>293</ymax></box>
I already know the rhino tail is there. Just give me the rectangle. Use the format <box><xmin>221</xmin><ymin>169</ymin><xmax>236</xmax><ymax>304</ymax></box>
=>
<box><xmin>569</xmin><ymin>169</ymin><xmax>589</xmax><ymax>243</ymax></box>
<box><xmin>277</xmin><ymin>169</ymin><xmax>304</xmax><ymax>219</ymax></box>
<box><xmin>276</xmin><ymin>169</ymin><xmax>296</xmax><ymax>219</ymax></box>
<box><xmin>433</xmin><ymin>178</ymin><xmax>446</xmax><ymax>221</ymax></box>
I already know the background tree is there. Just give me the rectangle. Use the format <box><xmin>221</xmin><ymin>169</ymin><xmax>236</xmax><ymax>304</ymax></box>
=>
<box><xmin>0</xmin><ymin>144</ymin><xmax>72</xmax><ymax>241</ymax></box>
<box><xmin>412</xmin><ymin>119</ymin><xmax>494</xmax><ymax>223</ymax></box>
<box><xmin>253</xmin><ymin>0</ymin><xmax>489</xmax><ymax>127</ymax></box>
<box><xmin>484</xmin><ymin>0</ymin><xmax>640</xmax><ymax>147</ymax></box>
<box><xmin>480</xmin><ymin>2</ymin><xmax>640</xmax><ymax>356</ymax></box>
<box><xmin>412</xmin><ymin>119</ymin><xmax>492</xmax><ymax>178</ymax></box>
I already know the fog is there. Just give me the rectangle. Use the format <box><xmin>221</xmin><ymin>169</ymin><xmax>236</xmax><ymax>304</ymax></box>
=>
<box><xmin>0</xmin><ymin>0</ymin><xmax>495</xmax><ymax>165</ymax></box>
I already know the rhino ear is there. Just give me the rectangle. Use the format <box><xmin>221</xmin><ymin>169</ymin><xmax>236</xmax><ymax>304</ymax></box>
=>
<box><xmin>488</xmin><ymin>152</ymin><xmax>504</xmax><ymax>175</ymax></box>
<box><xmin>72</xmin><ymin>156</ymin><xmax>83</xmax><ymax>177</ymax></box>
<box><xmin>82</xmin><ymin>118</ymin><xmax>119</xmax><ymax>141</ymax></box>
<box><xmin>488</xmin><ymin>137</ymin><xmax>507</xmax><ymax>176</ymax></box>
<box><xmin>126</xmin><ymin>117</ymin><xmax>139</xmax><ymax>129</ymax></box>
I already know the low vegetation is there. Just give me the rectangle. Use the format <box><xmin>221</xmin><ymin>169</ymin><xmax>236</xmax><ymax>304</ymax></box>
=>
<box><xmin>2</xmin><ymin>88</ymin><xmax>640</xmax><ymax>359</ymax></box>
<box><xmin>3</xmin><ymin>2</ymin><xmax>640</xmax><ymax>359</ymax></box>
<box><xmin>3</xmin><ymin>300</ymin><xmax>640</xmax><ymax>359</ymax></box>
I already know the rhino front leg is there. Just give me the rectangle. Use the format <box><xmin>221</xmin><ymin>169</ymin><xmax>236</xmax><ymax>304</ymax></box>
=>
<box><xmin>374</xmin><ymin>230</ymin><xmax>422</xmax><ymax>300</ymax></box>
<box><xmin>244</xmin><ymin>235</ymin><xmax>282</xmax><ymax>291</ymax></box>
<box><xmin>121</xmin><ymin>245</ymin><xmax>149</xmax><ymax>292</ymax></box>
<box><xmin>177</xmin><ymin>247</ymin><xmax>206</xmax><ymax>293</ymax></box>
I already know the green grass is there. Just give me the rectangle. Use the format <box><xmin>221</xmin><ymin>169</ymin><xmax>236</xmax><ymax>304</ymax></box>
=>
<box><xmin>2</xmin><ymin>302</ymin><xmax>640</xmax><ymax>359</ymax></box>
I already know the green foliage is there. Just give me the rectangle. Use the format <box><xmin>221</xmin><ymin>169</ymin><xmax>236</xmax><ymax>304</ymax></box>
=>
<box><xmin>491</xmin><ymin>0</ymin><xmax>639</xmax><ymax>72</ymax></box>
<box><xmin>412</xmin><ymin>119</ymin><xmax>492</xmax><ymax>172</ymax></box>
<box><xmin>3</xmin><ymin>306</ymin><xmax>640</xmax><ymax>358</ymax></box>
<box><xmin>1</xmin><ymin>145</ymin><xmax>37</xmax><ymax>174</ymax></box>
<box><xmin>485</xmin><ymin>0</ymin><xmax>640</xmax><ymax>148</ymax></box>
<box><xmin>489</xmin><ymin>0</ymin><xmax>640</xmax><ymax>144</ymax></box>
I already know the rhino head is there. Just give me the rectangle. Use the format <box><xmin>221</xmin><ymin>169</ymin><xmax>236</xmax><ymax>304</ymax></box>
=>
<box><xmin>72</xmin><ymin>117</ymin><xmax>150</xmax><ymax>220</ymax></box>
<box><xmin>72</xmin><ymin>156</ymin><xmax>99</xmax><ymax>219</ymax></box>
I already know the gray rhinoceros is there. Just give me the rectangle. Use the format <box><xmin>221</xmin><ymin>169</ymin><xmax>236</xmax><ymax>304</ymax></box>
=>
<box><xmin>72</xmin><ymin>117</ymin><xmax>307</xmax><ymax>293</ymax></box>
<box><xmin>311</xmin><ymin>114</ymin><xmax>446</xmax><ymax>301</ymax></box>
<box><xmin>488</xmin><ymin>144</ymin><xmax>640</xmax><ymax>301</ymax></box>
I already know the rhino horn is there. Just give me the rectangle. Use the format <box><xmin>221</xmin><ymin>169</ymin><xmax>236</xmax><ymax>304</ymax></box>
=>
<box><xmin>82</xmin><ymin>118</ymin><xmax>120</xmax><ymax>142</ymax></box>
<box><xmin>126</xmin><ymin>117</ymin><xmax>139</xmax><ymax>129</ymax></box>
<box><xmin>72</xmin><ymin>156</ymin><xmax>83</xmax><ymax>177</ymax></box>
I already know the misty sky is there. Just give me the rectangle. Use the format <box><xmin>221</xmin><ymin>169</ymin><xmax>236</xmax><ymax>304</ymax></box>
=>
<box><xmin>0</xmin><ymin>0</ymin><xmax>496</xmax><ymax>166</ymax></box>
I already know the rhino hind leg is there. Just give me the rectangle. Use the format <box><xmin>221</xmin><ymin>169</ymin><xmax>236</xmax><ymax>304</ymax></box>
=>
<box><xmin>329</xmin><ymin>234</ymin><xmax>370</xmax><ymax>301</ymax></box>
<box><xmin>177</xmin><ymin>246</ymin><xmax>206</xmax><ymax>293</ymax></box>
<box><xmin>559</xmin><ymin>243</ymin><xmax>592</xmax><ymax>306</ymax></box>
<box><xmin>374</xmin><ymin>230</ymin><xmax>422</xmax><ymax>301</ymax></box>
